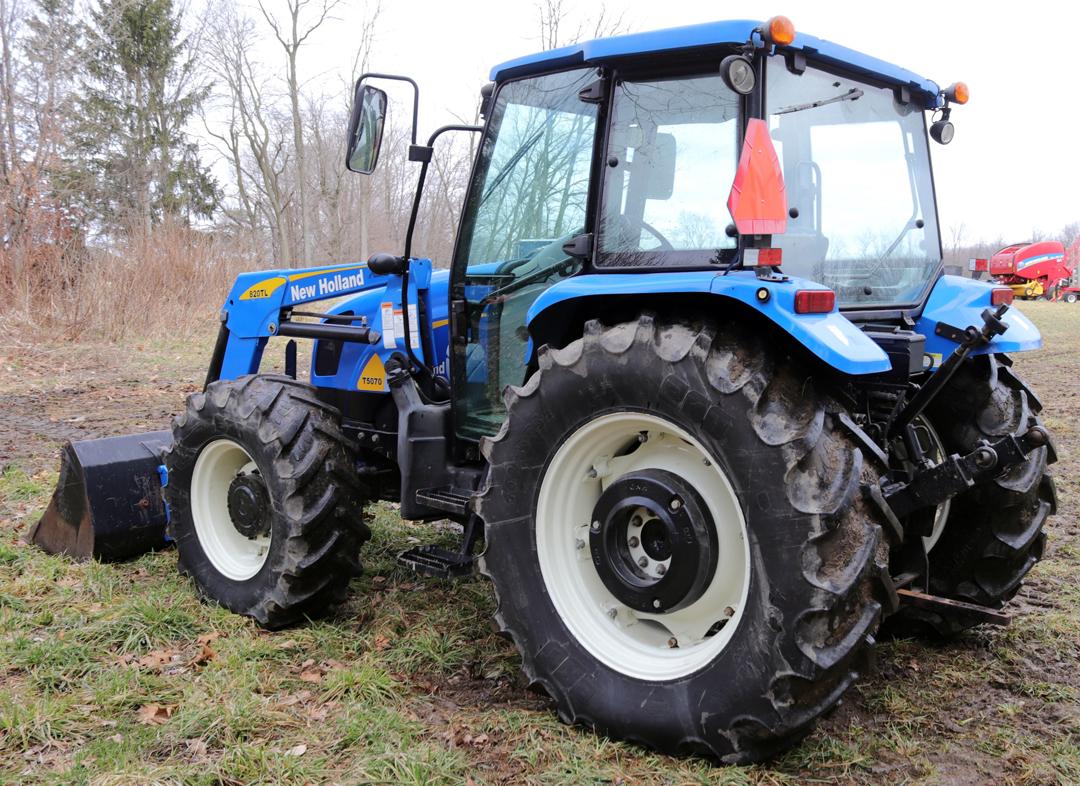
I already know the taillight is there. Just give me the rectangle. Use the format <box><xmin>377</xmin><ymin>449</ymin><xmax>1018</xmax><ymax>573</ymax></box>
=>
<box><xmin>742</xmin><ymin>247</ymin><xmax>782</xmax><ymax>266</ymax></box>
<box><xmin>794</xmin><ymin>289</ymin><xmax>835</xmax><ymax>314</ymax></box>
<box><xmin>991</xmin><ymin>288</ymin><xmax>1014</xmax><ymax>306</ymax></box>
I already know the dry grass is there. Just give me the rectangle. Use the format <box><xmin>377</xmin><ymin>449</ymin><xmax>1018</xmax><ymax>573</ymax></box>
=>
<box><xmin>0</xmin><ymin>221</ymin><xmax>256</xmax><ymax>342</ymax></box>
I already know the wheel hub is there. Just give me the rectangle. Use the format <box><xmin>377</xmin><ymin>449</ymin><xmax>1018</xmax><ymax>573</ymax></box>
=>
<box><xmin>589</xmin><ymin>468</ymin><xmax>718</xmax><ymax>613</ymax></box>
<box><xmin>640</xmin><ymin>518</ymin><xmax>672</xmax><ymax>560</ymax></box>
<box><xmin>226</xmin><ymin>471</ymin><xmax>271</xmax><ymax>539</ymax></box>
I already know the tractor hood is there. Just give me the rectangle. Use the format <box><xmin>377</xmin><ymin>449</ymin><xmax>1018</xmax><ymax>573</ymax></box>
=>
<box><xmin>490</xmin><ymin>19</ymin><xmax>943</xmax><ymax>110</ymax></box>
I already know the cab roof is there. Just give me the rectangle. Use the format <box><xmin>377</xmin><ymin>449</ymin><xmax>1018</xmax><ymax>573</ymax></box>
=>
<box><xmin>490</xmin><ymin>19</ymin><xmax>942</xmax><ymax>108</ymax></box>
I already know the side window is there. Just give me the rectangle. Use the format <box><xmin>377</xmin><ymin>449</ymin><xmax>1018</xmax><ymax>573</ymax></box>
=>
<box><xmin>452</xmin><ymin>69</ymin><xmax>598</xmax><ymax>440</ymax></box>
<box><xmin>599</xmin><ymin>75</ymin><xmax>739</xmax><ymax>267</ymax></box>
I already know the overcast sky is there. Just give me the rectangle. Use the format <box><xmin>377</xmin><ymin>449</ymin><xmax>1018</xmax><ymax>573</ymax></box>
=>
<box><xmin>249</xmin><ymin>0</ymin><xmax>1079</xmax><ymax>245</ymax></box>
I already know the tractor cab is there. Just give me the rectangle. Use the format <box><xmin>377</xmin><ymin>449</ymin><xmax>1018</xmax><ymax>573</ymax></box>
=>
<box><xmin>344</xmin><ymin>18</ymin><xmax>969</xmax><ymax>439</ymax></box>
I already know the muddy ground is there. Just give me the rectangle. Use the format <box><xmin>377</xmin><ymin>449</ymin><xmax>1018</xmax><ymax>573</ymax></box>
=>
<box><xmin>0</xmin><ymin>304</ymin><xmax>1077</xmax><ymax>785</ymax></box>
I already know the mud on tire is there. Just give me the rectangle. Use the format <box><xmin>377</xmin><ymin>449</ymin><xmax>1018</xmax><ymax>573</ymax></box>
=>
<box><xmin>906</xmin><ymin>355</ymin><xmax>1056</xmax><ymax>636</ymax></box>
<box><xmin>165</xmin><ymin>375</ymin><xmax>370</xmax><ymax>629</ymax></box>
<box><xmin>478</xmin><ymin>315</ymin><xmax>897</xmax><ymax>762</ymax></box>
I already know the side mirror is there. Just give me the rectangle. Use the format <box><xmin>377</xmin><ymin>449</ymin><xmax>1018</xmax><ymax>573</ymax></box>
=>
<box><xmin>346</xmin><ymin>83</ymin><xmax>388</xmax><ymax>174</ymax></box>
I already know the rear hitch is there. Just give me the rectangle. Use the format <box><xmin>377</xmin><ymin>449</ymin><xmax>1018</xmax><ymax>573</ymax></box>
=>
<box><xmin>889</xmin><ymin>303</ymin><xmax>1010</xmax><ymax>438</ymax></box>
<box><xmin>883</xmin><ymin>424</ymin><xmax>1052</xmax><ymax>520</ymax></box>
<box><xmin>896</xmin><ymin>587</ymin><xmax>1011</xmax><ymax>627</ymax></box>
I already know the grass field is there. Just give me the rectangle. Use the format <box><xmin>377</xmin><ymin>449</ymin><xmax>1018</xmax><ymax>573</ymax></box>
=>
<box><xmin>1</xmin><ymin>302</ymin><xmax>1078</xmax><ymax>785</ymax></box>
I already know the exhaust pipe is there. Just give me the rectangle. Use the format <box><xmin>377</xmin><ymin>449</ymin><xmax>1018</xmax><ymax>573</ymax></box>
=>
<box><xmin>27</xmin><ymin>431</ymin><xmax>173</xmax><ymax>561</ymax></box>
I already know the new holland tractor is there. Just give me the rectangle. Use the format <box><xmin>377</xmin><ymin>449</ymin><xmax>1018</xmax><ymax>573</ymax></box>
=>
<box><xmin>30</xmin><ymin>17</ymin><xmax>1057</xmax><ymax>762</ymax></box>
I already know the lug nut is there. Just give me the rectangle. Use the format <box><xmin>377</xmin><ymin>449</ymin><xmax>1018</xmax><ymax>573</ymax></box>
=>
<box><xmin>638</xmin><ymin>556</ymin><xmax>649</xmax><ymax>568</ymax></box>
<box><xmin>630</xmin><ymin>515</ymin><xmax>643</xmax><ymax>528</ymax></box>
<box><xmin>652</xmin><ymin>598</ymin><xmax>662</xmax><ymax>609</ymax></box>
<box><xmin>591</xmin><ymin>520</ymin><xmax>600</xmax><ymax>532</ymax></box>
<box><xmin>724</xmin><ymin>605</ymin><xmax>735</xmax><ymax>617</ymax></box>
<box><xmin>667</xmin><ymin>637</ymin><xmax>678</xmax><ymax>648</ymax></box>
<box><xmin>669</xmin><ymin>497</ymin><xmax>682</xmax><ymax>511</ymax></box>
<box><xmin>628</xmin><ymin>536</ymin><xmax>640</xmax><ymax>548</ymax></box>
<box><xmin>607</xmin><ymin>608</ymin><xmax>617</xmax><ymax>619</ymax></box>
<box><xmin>655</xmin><ymin>564</ymin><xmax>666</xmax><ymax>576</ymax></box>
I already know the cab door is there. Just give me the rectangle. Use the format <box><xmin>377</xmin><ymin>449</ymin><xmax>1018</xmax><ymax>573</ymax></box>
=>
<box><xmin>449</xmin><ymin>68</ymin><xmax>601</xmax><ymax>441</ymax></box>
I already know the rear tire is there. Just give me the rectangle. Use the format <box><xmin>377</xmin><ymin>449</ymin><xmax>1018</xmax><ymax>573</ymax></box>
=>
<box><xmin>165</xmin><ymin>375</ymin><xmax>369</xmax><ymax>629</ymax></box>
<box><xmin>896</xmin><ymin>355</ymin><xmax>1055</xmax><ymax>636</ymax></box>
<box><xmin>479</xmin><ymin>315</ymin><xmax>895</xmax><ymax>762</ymax></box>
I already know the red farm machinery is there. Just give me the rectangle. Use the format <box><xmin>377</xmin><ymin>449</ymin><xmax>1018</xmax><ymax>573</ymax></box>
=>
<box><xmin>969</xmin><ymin>240</ymin><xmax>1074</xmax><ymax>300</ymax></box>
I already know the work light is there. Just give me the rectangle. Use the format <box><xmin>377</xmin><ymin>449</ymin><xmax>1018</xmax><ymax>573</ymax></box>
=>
<box><xmin>720</xmin><ymin>55</ymin><xmax>756</xmax><ymax>95</ymax></box>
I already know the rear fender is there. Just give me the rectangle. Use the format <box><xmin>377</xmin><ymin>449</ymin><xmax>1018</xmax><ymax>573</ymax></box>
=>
<box><xmin>526</xmin><ymin>270</ymin><xmax>891</xmax><ymax>375</ymax></box>
<box><xmin>916</xmin><ymin>275</ymin><xmax>1042</xmax><ymax>366</ymax></box>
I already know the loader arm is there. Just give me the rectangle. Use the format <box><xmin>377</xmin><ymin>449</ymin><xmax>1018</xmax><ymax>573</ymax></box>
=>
<box><xmin>214</xmin><ymin>259</ymin><xmax>436</xmax><ymax>381</ymax></box>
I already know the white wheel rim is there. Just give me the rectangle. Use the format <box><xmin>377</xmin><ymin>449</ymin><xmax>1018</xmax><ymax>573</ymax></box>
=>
<box><xmin>191</xmin><ymin>439</ymin><xmax>271</xmax><ymax>580</ymax></box>
<box><xmin>918</xmin><ymin>418</ymin><xmax>952</xmax><ymax>553</ymax></box>
<box><xmin>536</xmin><ymin>412</ymin><xmax>751</xmax><ymax>681</ymax></box>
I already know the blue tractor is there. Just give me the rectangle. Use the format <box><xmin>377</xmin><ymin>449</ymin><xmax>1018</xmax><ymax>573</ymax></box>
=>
<box><xmin>32</xmin><ymin>17</ymin><xmax>1056</xmax><ymax>761</ymax></box>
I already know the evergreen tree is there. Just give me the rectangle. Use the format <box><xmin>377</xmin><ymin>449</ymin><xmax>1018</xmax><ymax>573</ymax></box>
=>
<box><xmin>73</xmin><ymin>0</ymin><xmax>218</xmax><ymax>235</ymax></box>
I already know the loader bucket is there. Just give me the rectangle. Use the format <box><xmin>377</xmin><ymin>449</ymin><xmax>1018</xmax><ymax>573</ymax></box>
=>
<box><xmin>27</xmin><ymin>431</ymin><xmax>173</xmax><ymax>562</ymax></box>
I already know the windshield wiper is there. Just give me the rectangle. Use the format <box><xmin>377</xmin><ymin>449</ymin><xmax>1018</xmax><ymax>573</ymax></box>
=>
<box><xmin>773</xmin><ymin>87</ymin><xmax>864</xmax><ymax>116</ymax></box>
<box><xmin>479</xmin><ymin>121</ymin><xmax>551</xmax><ymax>206</ymax></box>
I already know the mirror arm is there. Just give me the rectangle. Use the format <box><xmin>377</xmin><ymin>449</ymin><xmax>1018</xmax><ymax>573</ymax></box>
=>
<box><xmin>399</xmin><ymin>124</ymin><xmax>484</xmax><ymax>386</ymax></box>
<box><xmin>403</xmin><ymin>125</ymin><xmax>483</xmax><ymax>263</ymax></box>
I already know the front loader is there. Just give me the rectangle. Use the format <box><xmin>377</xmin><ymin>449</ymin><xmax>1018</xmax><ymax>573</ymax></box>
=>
<box><xmin>30</xmin><ymin>17</ymin><xmax>1057</xmax><ymax>762</ymax></box>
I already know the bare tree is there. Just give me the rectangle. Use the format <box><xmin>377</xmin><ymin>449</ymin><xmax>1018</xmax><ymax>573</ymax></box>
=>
<box><xmin>536</xmin><ymin>0</ymin><xmax>627</xmax><ymax>50</ymax></box>
<box><xmin>258</xmin><ymin>0</ymin><xmax>342</xmax><ymax>262</ymax></box>
<box><xmin>342</xmin><ymin>1</ymin><xmax>379</xmax><ymax>261</ymax></box>
<box><xmin>204</xmin><ymin>4</ymin><xmax>296</xmax><ymax>265</ymax></box>
<box><xmin>944</xmin><ymin>221</ymin><xmax>966</xmax><ymax>266</ymax></box>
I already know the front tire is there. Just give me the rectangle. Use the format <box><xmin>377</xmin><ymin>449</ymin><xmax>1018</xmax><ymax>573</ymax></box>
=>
<box><xmin>479</xmin><ymin>316</ymin><xmax>895</xmax><ymax>762</ymax></box>
<box><xmin>165</xmin><ymin>375</ymin><xmax>370</xmax><ymax>629</ymax></box>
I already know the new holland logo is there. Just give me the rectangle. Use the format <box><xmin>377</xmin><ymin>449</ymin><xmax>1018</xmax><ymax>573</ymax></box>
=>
<box><xmin>289</xmin><ymin>270</ymin><xmax>365</xmax><ymax>302</ymax></box>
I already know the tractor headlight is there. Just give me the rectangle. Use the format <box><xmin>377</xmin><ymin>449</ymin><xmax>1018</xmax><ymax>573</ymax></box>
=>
<box><xmin>720</xmin><ymin>55</ymin><xmax>756</xmax><ymax>95</ymax></box>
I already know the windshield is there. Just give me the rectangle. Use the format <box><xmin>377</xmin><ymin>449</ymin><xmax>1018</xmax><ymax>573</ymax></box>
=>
<box><xmin>767</xmin><ymin>61</ymin><xmax>942</xmax><ymax>308</ymax></box>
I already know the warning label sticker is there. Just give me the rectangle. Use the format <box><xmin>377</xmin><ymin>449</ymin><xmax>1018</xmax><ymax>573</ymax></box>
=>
<box><xmin>391</xmin><ymin>304</ymin><xmax>421</xmax><ymax>350</ymax></box>
<box><xmin>380</xmin><ymin>302</ymin><xmax>395</xmax><ymax>349</ymax></box>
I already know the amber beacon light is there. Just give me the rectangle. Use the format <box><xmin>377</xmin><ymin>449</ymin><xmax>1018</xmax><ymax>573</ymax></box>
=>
<box><xmin>763</xmin><ymin>16</ymin><xmax>796</xmax><ymax>45</ymax></box>
<box><xmin>945</xmin><ymin>82</ymin><xmax>970</xmax><ymax>105</ymax></box>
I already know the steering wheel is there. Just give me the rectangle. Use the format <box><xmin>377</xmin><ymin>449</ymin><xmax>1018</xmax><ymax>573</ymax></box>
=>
<box><xmin>639</xmin><ymin>220</ymin><xmax>675</xmax><ymax>251</ymax></box>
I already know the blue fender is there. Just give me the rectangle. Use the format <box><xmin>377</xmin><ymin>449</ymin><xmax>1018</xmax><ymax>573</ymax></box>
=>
<box><xmin>526</xmin><ymin>270</ymin><xmax>892</xmax><ymax>375</ymax></box>
<box><xmin>916</xmin><ymin>275</ymin><xmax>1042</xmax><ymax>365</ymax></box>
